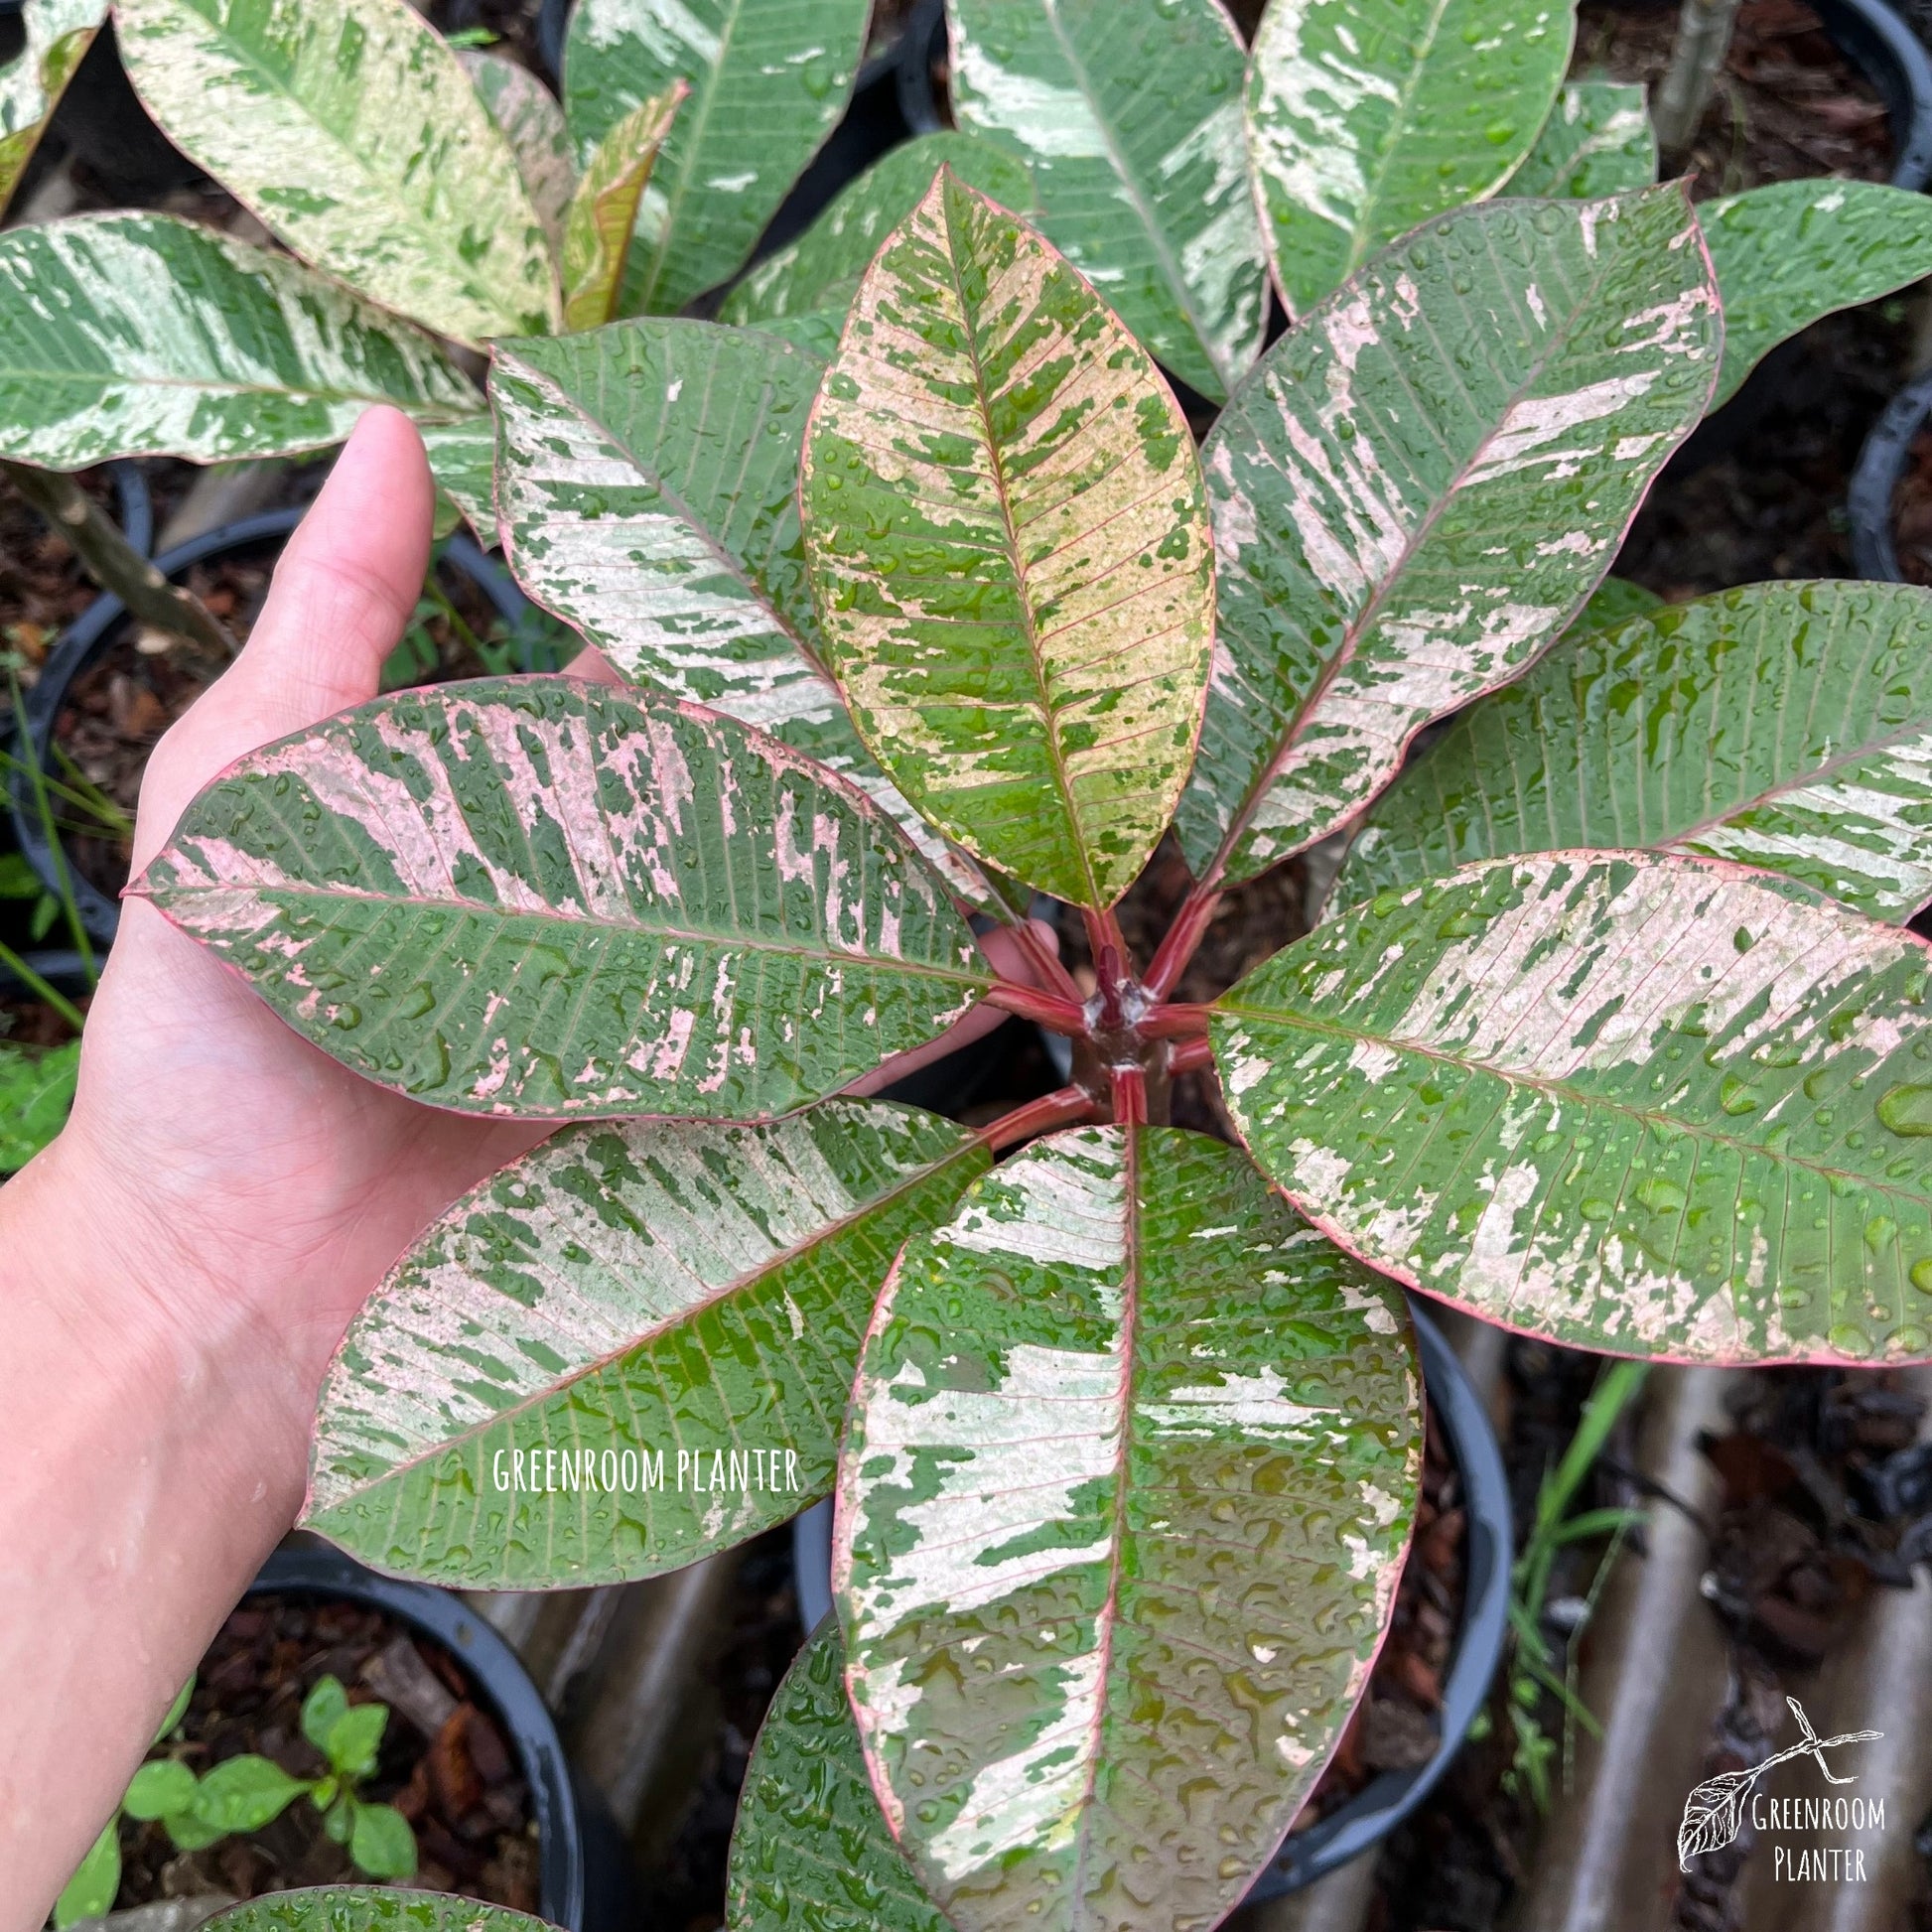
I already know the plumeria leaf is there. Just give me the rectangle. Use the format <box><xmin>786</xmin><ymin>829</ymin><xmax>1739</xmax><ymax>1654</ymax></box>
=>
<box><xmin>308</xmin><ymin>1101</ymin><xmax>987</xmax><ymax>1587</ymax></box>
<box><xmin>720</xmin><ymin>131</ymin><xmax>1037</xmax><ymax>339</ymax></box>
<box><xmin>945</xmin><ymin>0</ymin><xmax>1266</xmax><ymax>401</ymax></box>
<box><xmin>834</xmin><ymin>1126</ymin><xmax>1420</xmax><ymax>1932</ymax></box>
<box><xmin>462</xmin><ymin>50</ymin><xmax>576</xmax><ymax>255</ymax></box>
<box><xmin>418</xmin><ymin>416</ymin><xmax>497</xmax><ymax>542</ymax></box>
<box><xmin>0</xmin><ymin>1038</ymin><xmax>78</xmax><ymax>1173</ymax></box>
<box><xmin>1699</xmin><ymin>181</ymin><xmax>1932</xmax><ymax>410</ymax></box>
<box><xmin>562</xmin><ymin>0</ymin><xmax>870</xmax><ymax>316</ymax></box>
<box><xmin>134</xmin><ymin>680</ymin><xmax>990</xmax><ymax>1120</ymax></box>
<box><xmin>802</xmin><ymin>172</ymin><xmax>1215</xmax><ymax>909</ymax></box>
<box><xmin>0</xmin><ymin>0</ymin><xmax>105</xmax><ymax>217</ymax></box>
<box><xmin>1335</xmin><ymin>582</ymin><xmax>1932</xmax><ymax>921</ymax></box>
<box><xmin>1174</xmin><ymin>188</ymin><xmax>1721</xmax><ymax>888</ymax></box>
<box><xmin>1508</xmin><ymin>80</ymin><xmax>1657</xmax><ymax>198</ymax></box>
<box><xmin>1216</xmin><ymin>851</ymin><xmax>1932</xmax><ymax>1364</ymax></box>
<box><xmin>490</xmin><ymin>323</ymin><xmax>999</xmax><ymax>907</ymax></box>
<box><xmin>561</xmin><ymin>84</ymin><xmax>685</xmax><ymax>332</ymax></box>
<box><xmin>726</xmin><ymin>1620</ymin><xmax>951</xmax><ymax>1932</ymax></box>
<box><xmin>0</xmin><ymin>215</ymin><xmax>481</xmax><ymax>470</ymax></box>
<box><xmin>1246</xmin><ymin>0</ymin><xmax>1573</xmax><ymax>313</ymax></box>
<box><xmin>203</xmin><ymin>1888</ymin><xmax>553</xmax><ymax>1932</ymax></box>
<box><xmin>115</xmin><ymin>0</ymin><xmax>559</xmax><ymax>344</ymax></box>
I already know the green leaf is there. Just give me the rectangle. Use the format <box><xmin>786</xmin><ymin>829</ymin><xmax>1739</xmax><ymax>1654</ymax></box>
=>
<box><xmin>561</xmin><ymin>84</ymin><xmax>685</xmax><ymax>332</ymax></box>
<box><xmin>347</xmin><ymin>1802</ymin><xmax>418</xmax><ymax>1880</ymax></box>
<box><xmin>1508</xmin><ymin>80</ymin><xmax>1657</xmax><ymax>199</ymax></box>
<box><xmin>327</xmin><ymin>1703</ymin><xmax>389</xmax><ymax>1779</ymax></box>
<box><xmin>307</xmin><ymin>1100</ymin><xmax>988</xmax><ymax>1587</ymax></box>
<box><xmin>1175</xmin><ymin>187</ymin><xmax>1721</xmax><ymax>888</ymax></box>
<box><xmin>418</xmin><ymin>416</ymin><xmax>497</xmax><ymax>543</ymax></box>
<box><xmin>0</xmin><ymin>215</ymin><xmax>482</xmax><ymax>471</ymax></box>
<box><xmin>562</xmin><ymin>0</ymin><xmax>871</xmax><ymax>316</ymax></box>
<box><xmin>1246</xmin><ymin>0</ymin><xmax>1573</xmax><ymax>313</ymax></box>
<box><xmin>802</xmin><ymin>172</ymin><xmax>1215</xmax><ymax>909</ymax></box>
<box><xmin>491</xmin><ymin>321</ymin><xmax>1000</xmax><ymax>907</ymax></box>
<box><xmin>0</xmin><ymin>0</ymin><xmax>105</xmax><ymax>217</ymax></box>
<box><xmin>1335</xmin><ymin>582</ymin><xmax>1932</xmax><ymax>920</ymax></box>
<box><xmin>835</xmin><ymin>1126</ymin><xmax>1420</xmax><ymax>1932</ymax></box>
<box><xmin>203</xmin><ymin>1886</ymin><xmax>554</xmax><ymax>1932</ymax></box>
<box><xmin>54</xmin><ymin>1819</ymin><xmax>121</xmax><ymax>1928</ymax></box>
<box><xmin>135</xmin><ymin>679</ymin><xmax>990</xmax><ymax>1121</ymax></box>
<box><xmin>1565</xmin><ymin>575</ymin><xmax>1664</xmax><ymax>635</ymax></box>
<box><xmin>1215</xmin><ymin>851</ymin><xmax>1932</xmax><ymax>1365</ymax></box>
<box><xmin>462</xmin><ymin>49</ymin><xmax>575</xmax><ymax>255</ymax></box>
<box><xmin>719</xmin><ymin>132</ymin><xmax>1037</xmax><ymax>338</ymax></box>
<box><xmin>189</xmin><ymin>1754</ymin><xmax>311</xmax><ymax>1833</ymax></box>
<box><xmin>155</xmin><ymin>1675</ymin><xmax>197</xmax><ymax>1743</ymax></box>
<box><xmin>1700</xmin><ymin>180</ymin><xmax>1932</xmax><ymax>411</ymax></box>
<box><xmin>115</xmin><ymin>0</ymin><xmax>559</xmax><ymax>344</ymax></box>
<box><xmin>726</xmin><ymin>1620</ymin><xmax>951</xmax><ymax>1932</ymax></box>
<box><xmin>0</xmin><ymin>1038</ymin><xmax>78</xmax><ymax>1173</ymax></box>
<box><xmin>123</xmin><ymin>1758</ymin><xmax>200</xmax><ymax>1821</ymax></box>
<box><xmin>945</xmin><ymin>0</ymin><xmax>1266</xmax><ymax>401</ymax></box>
<box><xmin>301</xmin><ymin>1676</ymin><xmax>351</xmax><ymax>1755</ymax></box>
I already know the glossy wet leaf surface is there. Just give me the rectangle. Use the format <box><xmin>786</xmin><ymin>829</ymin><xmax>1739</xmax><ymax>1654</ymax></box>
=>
<box><xmin>462</xmin><ymin>50</ymin><xmax>576</xmax><ymax>256</ymax></box>
<box><xmin>562</xmin><ymin>0</ymin><xmax>869</xmax><ymax>316</ymax></box>
<box><xmin>136</xmin><ymin>679</ymin><xmax>989</xmax><ymax>1120</ymax></box>
<box><xmin>0</xmin><ymin>214</ymin><xmax>481</xmax><ymax>469</ymax></box>
<box><xmin>115</xmin><ymin>0</ymin><xmax>558</xmax><ymax>344</ymax></box>
<box><xmin>1508</xmin><ymin>79</ymin><xmax>1656</xmax><ymax>199</ymax></box>
<box><xmin>490</xmin><ymin>322</ymin><xmax>997</xmax><ymax>906</ymax></box>
<box><xmin>1699</xmin><ymin>180</ymin><xmax>1932</xmax><ymax>409</ymax></box>
<box><xmin>946</xmin><ymin>0</ymin><xmax>1266</xmax><ymax>401</ymax></box>
<box><xmin>1217</xmin><ymin>851</ymin><xmax>1932</xmax><ymax>1363</ymax></box>
<box><xmin>1176</xmin><ymin>189</ymin><xmax>1721</xmax><ymax>887</ymax></box>
<box><xmin>726</xmin><ymin>1619</ymin><xmax>951</xmax><ymax>1932</ymax></box>
<box><xmin>835</xmin><ymin>1126</ymin><xmax>1420</xmax><ymax>1932</ymax></box>
<box><xmin>308</xmin><ymin>1101</ymin><xmax>987</xmax><ymax>1587</ymax></box>
<box><xmin>720</xmin><ymin>131</ymin><xmax>1037</xmax><ymax>339</ymax></box>
<box><xmin>1246</xmin><ymin>0</ymin><xmax>1573</xmax><ymax>313</ymax></box>
<box><xmin>1335</xmin><ymin>582</ymin><xmax>1932</xmax><ymax>920</ymax></box>
<box><xmin>204</xmin><ymin>1890</ymin><xmax>553</xmax><ymax>1932</ymax></box>
<box><xmin>803</xmin><ymin>173</ymin><xmax>1214</xmax><ymax>909</ymax></box>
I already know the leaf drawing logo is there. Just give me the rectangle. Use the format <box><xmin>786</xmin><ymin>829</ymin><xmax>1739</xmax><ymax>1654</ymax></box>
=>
<box><xmin>1678</xmin><ymin>1698</ymin><xmax>1883</xmax><ymax>1870</ymax></box>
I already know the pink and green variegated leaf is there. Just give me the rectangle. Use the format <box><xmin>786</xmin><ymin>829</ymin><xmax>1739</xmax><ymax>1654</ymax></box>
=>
<box><xmin>491</xmin><ymin>322</ymin><xmax>1002</xmax><ymax>909</ymax></box>
<box><xmin>802</xmin><ymin>172</ymin><xmax>1215</xmax><ymax>911</ymax></box>
<box><xmin>307</xmin><ymin>1101</ymin><xmax>987</xmax><ymax>1587</ymax></box>
<box><xmin>833</xmin><ymin>1126</ymin><xmax>1420</xmax><ymax>1932</ymax></box>
<box><xmin>0</xmin><ymin>0</ymin><xmax>105</xmax><ymax>217</ymax></box>
<box><xmin>462</xmin><ymin>50</ymin><xmax>575</xmax><ymax>256</ymax></box>
<box><xmin>561</xmin><ymin>84</ymin><xmax>684</xmax><ymax>332</ymax></box>
<box><xmin>727</xmin><ymin>1619</ymin><xmax>950</xmax><ymax>1932</ymax></box>
<box><xmin>133</xmin><ymin>680</ymin><xmax>990</xmax><ymax>1121</ymax></box>
<box><xmin>1216</xmin><ymin>851</ymin><xmax>1932</xmax><ymax>1365</ymax></box>
<box><xmin>115</xmin><ymin>0</ymin><xmax>559</xmax><ymax>345</ymax></box>
<box><xmin>1507</xmin><ymin>80</ymin><xmax>1657</xmax><ymax>201</ymax></box>
<box><xmin>1334</xmin><ymin>582</ymin><xmax>1932</xmax><ymax>920</ymax></box>
<box><xmin>1174</xmin><ymin>188</ymin><xmax>1721</xmax><ymax>889</ymax></box>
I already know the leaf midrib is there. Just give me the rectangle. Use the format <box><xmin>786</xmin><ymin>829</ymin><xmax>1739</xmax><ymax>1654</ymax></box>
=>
<box><xmin>313</xmin><ymin>1129</ymin><xmax>987</xmax><ymax>1511</ymax></box>
<box><xmin>1216</xmin><ymin>1000</ymin><xmax>1932</xmax><ymax>1208</ymax></box>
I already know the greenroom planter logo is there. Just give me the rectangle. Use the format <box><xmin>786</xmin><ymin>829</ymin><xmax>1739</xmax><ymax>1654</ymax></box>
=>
<box><xmin>1678</xmin><ymin>1697</ymin><xmax>1885</xmax><ymax>1882</ymax></box>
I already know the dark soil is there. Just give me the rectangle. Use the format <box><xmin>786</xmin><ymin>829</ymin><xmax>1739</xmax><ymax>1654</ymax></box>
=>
<box><xmin>1887</xmin><ymin>424</ymin><xmax>1932</xmax><ymax>586</ymax></box>
<box><xmin>114</xmin><ymin>1592</ymin><xmax>539</xmax><ymax>1910</ymax></box>
<box><xmin>1575</xmin><ymin>0</ymin><xmax>1893</xmax><ymax>197</ymax></box>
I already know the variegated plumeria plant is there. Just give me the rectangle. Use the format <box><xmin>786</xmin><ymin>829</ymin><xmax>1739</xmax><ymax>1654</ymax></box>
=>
<box><xmin>112</xmin><ymin>143</ymin><xmax>1932</xmax><ymax>1932</ymax></box>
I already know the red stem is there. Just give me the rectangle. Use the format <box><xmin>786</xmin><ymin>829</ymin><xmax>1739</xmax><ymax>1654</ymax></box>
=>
<box><xmin>1138</xmin><ymin>1002</ymin><xmax>1211</xmax><ymax>1039</ymax></box>
<box><xmin>982</xmin><ymin>1083</ymin><xmax>1102</xmax><ymax>1152</ymax></box>
<box><xmin>985</xmin><ymin>980</ymin><xmax>1090</xmax><ymax>1034</ymax></box>
<box><xmin>1144</xmin><ymin>885</ymin><xmax>1221</xmax><ymax>1001</ymax></box>
<box><xmin>1010</xmin><ymin>914</ymin><xmax>1085</xmax><ymax>1009</ymax></box>
<box><xmin>1168</xmin><ymin>1035</ymin><xmax>1214</xmax><ymax>1076</ymax></box>
<box><xmin>1111</xmin><ymin>1064</ymin><xmax>1149</xmax><ymax>1126</ymax></box>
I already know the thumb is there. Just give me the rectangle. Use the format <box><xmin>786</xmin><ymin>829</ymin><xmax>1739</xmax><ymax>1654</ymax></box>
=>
<box><xmin>131</xmin><ymin>407</ymin><xmax>434</xmax><ymax>871</ymax></box>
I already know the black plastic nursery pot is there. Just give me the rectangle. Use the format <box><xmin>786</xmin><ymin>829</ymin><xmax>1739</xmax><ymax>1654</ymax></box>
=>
<box><xmin>790</xmin><ymin>1296</ymin><xmax>1512</xmax><ymax>1903</ymax></box>
<box><xmin>1847</xmin><ymin>362</ymin><xmax>1932</xmax><ymax>580</ymax></box>
<box><xmin>242</xmin><ymin>1546</ymin><xmax>627</xmax><ymax>1930</ymax></box>
<box><xmin>7</xmin><ymin>504</ymin><xmax>538</xmax><ymax>954</ymax></box>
